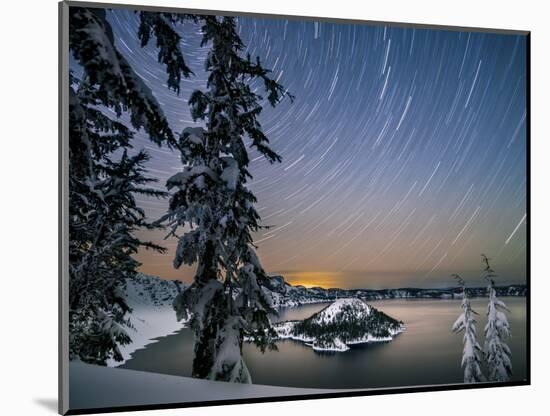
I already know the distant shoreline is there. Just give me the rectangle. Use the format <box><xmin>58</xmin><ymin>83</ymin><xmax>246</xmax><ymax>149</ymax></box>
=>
<box><xmin>265</xmin><ymin>277</ymin><xmax>527</xmax><ymax>308</ymax></box>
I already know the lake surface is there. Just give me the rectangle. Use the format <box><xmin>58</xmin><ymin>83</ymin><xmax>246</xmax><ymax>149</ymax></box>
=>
<box><xmin>121</xmin><ymin>298</ymin><xmax>527</xmax><ymax>390</ymax></box>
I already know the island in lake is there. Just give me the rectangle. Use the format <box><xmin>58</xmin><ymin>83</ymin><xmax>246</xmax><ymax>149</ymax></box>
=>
<box><xmin>272</xmin><ymin>298</ymin><xmax>405</xmax><ymax>351</ymax></box>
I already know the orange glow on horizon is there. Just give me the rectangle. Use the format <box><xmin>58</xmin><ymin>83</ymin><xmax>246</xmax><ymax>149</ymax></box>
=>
<box><xmin>283</xmin><ymin>271</ymin><xmax>342</xmax><ymax>289</ymax></box>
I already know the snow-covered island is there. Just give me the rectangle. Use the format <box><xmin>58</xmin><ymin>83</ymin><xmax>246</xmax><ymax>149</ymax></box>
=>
<box><xmin>272</xmin><ymin>298</ymin><xmax>405</xmax><ymax>352</ymax></box>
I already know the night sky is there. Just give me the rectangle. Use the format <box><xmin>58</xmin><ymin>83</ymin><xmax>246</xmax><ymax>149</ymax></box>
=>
<box><xmin>83</xmin><ymin>8</ymin><xmax>527</xmax><ymax>289</ymax></box>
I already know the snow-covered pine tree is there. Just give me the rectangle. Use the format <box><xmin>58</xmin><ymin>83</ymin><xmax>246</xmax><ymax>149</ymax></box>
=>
<box><xmin>481</xmin><ymin>254</ymin><xmax>513</xmax><ymax>382</ymax></box>
<box><xmin>451</xmin><ymin>274</ymin><xmax>485</xmax><ymax>383</ymax></box>
<box><xmin>68</xmin><ymin>8</ymin><xmax>192</xmax><ymax>364</ymax></box>
<box><xmin>161</xmin><ymin>16</ymin><xmax>292</xmax><ymax>383</ymax></box>
<box><xmin>69</xmin><ymin>76</ymin><xmax>169</xmax><ymax>364</ymax></box>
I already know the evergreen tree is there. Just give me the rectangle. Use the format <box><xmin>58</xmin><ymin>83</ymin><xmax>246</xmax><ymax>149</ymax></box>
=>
<box><xmin>481</xmin><ymin>254</ymin><xmax>513</xmax><ymax>382</ymax></box>
<box><xmin>68</xmin><ymin>8</ymin><xmax>191</xmax><ymax>364</ymax></box>
<box><xmin>451</xmin><ymin>274</ymin><xmax>485</xmax><ymax>383</ymax></box>
<box><xmin>69</xmin><ymin>76</ymin><xmax>168</xmax><ymax>364</ymax></box>
<box><xmin>161</xmin><ymin>16</ymin><xmax>292</xmax><ymax>382</ymax></box>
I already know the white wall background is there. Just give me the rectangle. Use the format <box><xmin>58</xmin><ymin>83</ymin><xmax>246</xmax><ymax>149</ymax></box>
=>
<box><xmin>0</xmin><ymin>0</ymin><xmax>547</xmax><ymax>415</ymax></box>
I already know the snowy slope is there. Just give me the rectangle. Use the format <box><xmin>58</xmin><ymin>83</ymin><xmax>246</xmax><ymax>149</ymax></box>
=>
<box><xmin>308</xmin><ymin>298</ymin><xmax>372</xmax><ymax>325</ymax></box>
<box><xmin>273</xmin><ymin>298</ymin><xmax>405</xmax><ymax>352</ymax></box>
<box><xmin>106</xmin><ymin>273</ymin><xmax>189</xmax><ymax>367</ymax></box>
<box><xmin>69</xmin><ymin>361</ymin><xmax>337</xmax><ymax>412</ymax></box>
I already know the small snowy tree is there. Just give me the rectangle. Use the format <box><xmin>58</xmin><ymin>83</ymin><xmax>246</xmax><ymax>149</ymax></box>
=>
<box><xmin>451</xmin><ymin>274</ymin><xmax>485</xmax><ymax>383</ymax></box>
<box><xmin>481</xmin><ymin>254</ymin><xmax>513</xmax><ymax>382</ymax></box>
<box><xmin>161</xmin><ymin>16</ymin><xmax>292</xmax><ymax>382</ymax></box>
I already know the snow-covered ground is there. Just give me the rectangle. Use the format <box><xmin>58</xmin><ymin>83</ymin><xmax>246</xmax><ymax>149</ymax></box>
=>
<box><xmin>69</xmin><ymin>362</ymin><xmax>336</xmax><ymax>411</ymax></box>
<box><xmin>309</xmin><ymin>298</ymin><xmax>372</xmax><ymax>324</ymax></box>
<box><xmin>106</xmin><ymin>274</ymin><xmax>190</xmax><ymax>367</ymax></box>
<box><xmin>310</xmin><ymin>337</ymin><xmax>350</xmax><ymax>352</ymax></box>
<box><xmin>274</xmin><ymin>321</ymin><xmax>315</xmax><ymax>342</ymax></box>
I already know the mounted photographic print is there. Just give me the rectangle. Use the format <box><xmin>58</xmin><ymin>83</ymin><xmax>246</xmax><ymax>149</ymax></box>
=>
<box><xmin>59</xmin><ymin>1</ymin><xmax>530</xmax><ymax>414</ymax></box>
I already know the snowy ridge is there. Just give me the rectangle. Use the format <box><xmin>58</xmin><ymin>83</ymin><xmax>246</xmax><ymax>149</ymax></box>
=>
<box><xmin>272</xmin><ymin>298</ymin><xmax>405</xmax><ymax>352</ymax></box>
<box><xmin>107</xmin><ymin>273</ymin><xmax>189</xmax><ymax>367</ymax></box>
<box><xmin>263</xmin><ymin>275</ymin><xmax>527</xmax><ymax>308</ymax></box>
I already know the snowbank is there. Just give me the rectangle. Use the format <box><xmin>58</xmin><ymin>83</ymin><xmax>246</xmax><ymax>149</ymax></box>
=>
<box><xmin>69</xmin><ymin>362</ymin><xmax>335</xmax><ymax>412</ymax></box>
<box><xmin>106</xmin><ymin>274</ymin><xmax>189</xmax><ymax>367</ymax></box>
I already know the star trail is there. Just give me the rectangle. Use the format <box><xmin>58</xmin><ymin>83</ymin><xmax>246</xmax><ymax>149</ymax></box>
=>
<box><xmin>90</xmin><ymin>8</ymin><xmax>527</xmax><ymax>289</ymax></box>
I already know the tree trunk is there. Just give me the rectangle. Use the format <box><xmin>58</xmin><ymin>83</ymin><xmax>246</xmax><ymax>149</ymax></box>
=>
<box><xmin>191</xmin><ymin>239</ymin><xmax>221</xmax><ymax>379</ymax></box>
